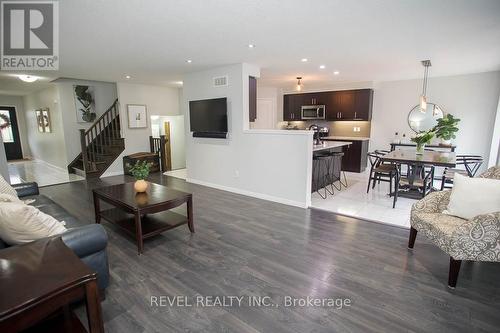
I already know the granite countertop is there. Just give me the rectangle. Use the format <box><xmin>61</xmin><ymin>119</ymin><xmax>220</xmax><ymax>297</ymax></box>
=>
<box><xmin>313</xmin><ymin>141</ymin><xmax>352</xmax><ymax>152</ymax></box>
<box><xmin>323</xmin><ymin>136</ymin><xmax>370</xmax><ymax>141</ymax></box>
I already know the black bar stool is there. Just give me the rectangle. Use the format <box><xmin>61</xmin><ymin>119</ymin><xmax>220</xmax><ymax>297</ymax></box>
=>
<box><xmin>321</xmin><ymin>151</ymin><xmax>347</xmax><ymax>191</ymax></box>
<box><xmin>313</xmin><ymin>154</ymin><xmax>334</xmax><ymax>199</ymax></box>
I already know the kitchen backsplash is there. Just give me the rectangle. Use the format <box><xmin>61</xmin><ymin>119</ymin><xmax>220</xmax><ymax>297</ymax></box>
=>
<box><xmin>279</xmin><ymin>120</ymin><xmax>371</xmax><ymax>138</ymax></box>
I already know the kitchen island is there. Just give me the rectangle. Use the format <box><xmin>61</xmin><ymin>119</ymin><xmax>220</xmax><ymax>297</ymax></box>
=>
<box><xmin>312</xmin><ymin>141</ymin><xmax>351</xmax><ymax>193</ymax></box>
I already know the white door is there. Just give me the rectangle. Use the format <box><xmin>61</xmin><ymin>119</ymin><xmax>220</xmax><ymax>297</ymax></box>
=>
<box><xmin>251</xmin><ymin>98</ymin><xmax>276</xmax><ymax>129</ymax></box>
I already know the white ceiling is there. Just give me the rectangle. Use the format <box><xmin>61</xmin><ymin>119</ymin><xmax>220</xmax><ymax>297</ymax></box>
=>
<box><xmin>1</xmin><ymin>0</ymin><xmax>500</xmax><ymax>94</ymax></box>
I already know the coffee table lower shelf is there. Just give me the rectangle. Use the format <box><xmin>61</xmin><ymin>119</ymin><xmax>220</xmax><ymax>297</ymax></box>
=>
<box><xmin>100</xmin><ymin>208</ymin><xmax>188</xmax><ymax>239</ymax></box>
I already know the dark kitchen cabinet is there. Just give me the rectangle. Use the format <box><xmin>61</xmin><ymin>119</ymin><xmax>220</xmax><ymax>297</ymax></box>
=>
<box><xmin>353</xmin><ymin>89</ymin><xmax>373</xmax><ymax>121</ymax></box>
<box><xmin>283</xmin><ymin>94</ymin><xmax>302</xmax><ymax>121</ymax></box>
<box><xmin>327</xmin><ymin>90</ymin><xmax>356</xmax><ymax>120</ymax></box>
<box><xmin>324</xmin><ymin>139</ymin><xmax>369</xmax><ymax>173</ymax></box>
<box><xmin>249</xmin><ymin>76</ymin><xmax>257</xmax><ymax>122</ymax></box>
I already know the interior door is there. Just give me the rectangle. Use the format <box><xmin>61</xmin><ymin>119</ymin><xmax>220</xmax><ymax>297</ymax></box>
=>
<box><xmin>163</xmin><ymin>122</ymin><xmax>172</xmax><ymax>171</ymax></box>
<box><xmin>0</xmin><ymin>106</ymin><xmax>23</xmax><ymax>160</ymax></box>
<box><xmin>251</xmin><ymin>98</ymin><xmax>276</xmax><ymax>129</ymax></box>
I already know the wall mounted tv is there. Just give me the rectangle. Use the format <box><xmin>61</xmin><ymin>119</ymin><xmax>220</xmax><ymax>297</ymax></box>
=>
<box><xmin>189</xmin><ymin>97</ymin><xmax>228</xmax><ymax>138</ymax></box>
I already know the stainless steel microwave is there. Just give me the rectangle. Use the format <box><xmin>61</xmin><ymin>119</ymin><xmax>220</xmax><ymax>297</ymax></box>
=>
<box><xmin>301</xmin><ymin>105</ymin><xmax>326</xmax><ymax>119</ymax></box>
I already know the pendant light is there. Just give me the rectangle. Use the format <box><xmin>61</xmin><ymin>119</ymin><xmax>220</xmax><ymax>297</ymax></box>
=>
<box><xmin>419</xmin><ymin>60</ymin><xmax>431</xmax><ymax>113</ymax></box>
<box><xmin>296</xmin><ymin>77</ymin><xmax>303</xmax><ymax>92</ymax></box>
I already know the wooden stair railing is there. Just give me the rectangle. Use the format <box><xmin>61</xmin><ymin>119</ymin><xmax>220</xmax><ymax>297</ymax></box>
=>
<box><xmin>68</xmin><ymin>99</ymin><xmax>124</xmax><ymax>177</ymax></box>
<box><xmin>149</xmin><ymin>135</ymin><xmax>169</xmax><ymax>172</ymax></box>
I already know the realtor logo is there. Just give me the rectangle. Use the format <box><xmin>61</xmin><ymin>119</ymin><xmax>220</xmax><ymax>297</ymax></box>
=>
<box><xmin>1</xmin><ymin>0</ymin><xmax>59</xmax><ymax>70</ymax></box>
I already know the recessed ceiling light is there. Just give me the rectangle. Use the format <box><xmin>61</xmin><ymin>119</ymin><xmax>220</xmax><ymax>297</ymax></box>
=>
<box><xmin>174</xmin><ymin>81</ymin><xmax>183</xmax><ymax>85</ymax></box>
<box><xmin>125</xmin><ymin>75</ymin><xmax>131</xmax><ymax>79</ymax></box>
<box><xmin>248</xmin><ymin>44</ymin><xmax>255</xmax><ymax>48</ymax></box>
<box><xmin>319</xmin><ymin>65</ymin><xmax>326</xmax><ymax>69</ymax></box>
<box><xmin>333</xmin><ymin>71</ymin><xmax>340</xmax><ymax>75</ymax></box>
<box><xmin>18</xmin><ymin>75</ymin><xmax>38</xmax><ymax>83</ymax></box>
<box><xmin>301</xmin><ymin>58</ymin><xmax>308</xmax><ymax>62</ymax></box>
<box><xmin>186</xmin><ymin>59</ymin><xmax>192</xmax><ymax>63</ymax></box>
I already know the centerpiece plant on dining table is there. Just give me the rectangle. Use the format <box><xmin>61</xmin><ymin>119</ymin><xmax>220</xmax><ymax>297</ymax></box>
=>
<box><xmin>411</xmin><ymin>130</ymin><xmax>434</xmax><ymax>155</ymax></box>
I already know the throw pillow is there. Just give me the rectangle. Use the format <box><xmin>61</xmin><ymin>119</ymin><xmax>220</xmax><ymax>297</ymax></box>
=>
<box><xmin>0</xmin><ymin>201</ymin><xmax>67</xmax><ymax>245</ymax></box>
<box><xmin>447</xmin><ymin>173</ymin><xmax>500</xmax><ymax>220</ymax></box>
<box><xmin>0</xmin><ymin>175</ymin><xmax>18</xmax><ymax>198</ymax></box>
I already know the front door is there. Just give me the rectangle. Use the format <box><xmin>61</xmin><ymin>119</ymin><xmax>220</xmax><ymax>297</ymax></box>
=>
<box><xmin>0</xmin><ymin>106</ymin><xmax>23</xmax><ymax>160</ymax></box>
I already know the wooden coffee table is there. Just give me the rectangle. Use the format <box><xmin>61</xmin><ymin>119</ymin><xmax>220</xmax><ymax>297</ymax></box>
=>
<box><xmin>92</xmin><ymin>182</ymin><xmax>194</xmax><ymax>254</ymax></box>
<box><xmin>0</xmin><ymin>237</ymin><xmax>104</xmax><ymax>333</ymax></box>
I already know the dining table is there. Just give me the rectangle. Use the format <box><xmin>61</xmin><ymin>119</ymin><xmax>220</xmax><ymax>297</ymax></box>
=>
<box><xmin>379</xmin><ymin>149</ymin><xmax>456</xmax><ymax>199</ymax></box>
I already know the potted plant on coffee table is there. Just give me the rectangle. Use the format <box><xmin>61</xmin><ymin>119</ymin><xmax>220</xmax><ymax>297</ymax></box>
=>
<box><xmin>433</xmin><ymin>114</ymin><xmax>460</xmax><ymax>145</ymax></box>
<box><xmin>127</xmin><ymin>160</ymin><xmax>153</xmax><ymax>192</ymax></box>
<box><xmin>411</xmin><ymin>130</ymin><xmax>434</xmax><ymax>155</ymax></box>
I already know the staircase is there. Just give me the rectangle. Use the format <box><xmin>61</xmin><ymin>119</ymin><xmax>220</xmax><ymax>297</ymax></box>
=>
<box><xmin>68</xmin><ymin>99</ymin><xmax>124</xmax><ymax>178</ymax></box>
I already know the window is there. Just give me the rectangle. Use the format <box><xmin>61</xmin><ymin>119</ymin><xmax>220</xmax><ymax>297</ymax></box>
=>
<box><xmin>0</xmin><ymin>110</ymin><xmax>14</xmax><ymax>143</ymax></box>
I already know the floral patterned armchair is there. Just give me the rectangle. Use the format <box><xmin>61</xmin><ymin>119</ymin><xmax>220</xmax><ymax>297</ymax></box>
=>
<box><xmin>408</xmin><ymin>166</ymin><xmax>500</xmax><ymax>288</ymax></box>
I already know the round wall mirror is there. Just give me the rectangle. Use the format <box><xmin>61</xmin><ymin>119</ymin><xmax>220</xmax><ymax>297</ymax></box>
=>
<box><xmin>407</xmin><ymin>103</ymin><xmax>444</xmax><ymax>133</ymax></box>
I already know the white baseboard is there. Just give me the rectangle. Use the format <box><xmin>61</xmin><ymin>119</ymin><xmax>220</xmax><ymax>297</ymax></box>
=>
<box><xmin>100</xmin><ymin>170</ymin><xmax>124</xmax><ymax>178</ymax></box>
<box><xmin>33</xmin><ymin>159</ymin><xmax>68</xmax><ymax>173</ymax></box>
<box><xmin>186</xmin><ymin>177</ymin><xmax>308</xmax><ymax>208</ymax></box>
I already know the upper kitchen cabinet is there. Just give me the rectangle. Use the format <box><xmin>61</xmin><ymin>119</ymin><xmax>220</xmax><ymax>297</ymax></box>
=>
<box><xmin>283</xmin><ymin>94</ymin><xmax>302</xmax><ymax>121</ymax></box>
<box><xmin>353</xmin><ymin>89</ymin><xmax>373</xmax><ymax>121</ymax></box>
<box><xmin>249</xmin><ymin>76</ymin><xmax>257</xmax><ymax>122</ymax></box>
<box><xmin>283</xmin><ymin>89</ymin><xmax>373</xmax><ymax>121</ymax></box>
<box><xmin>326</xmin><ymin>89</ymin><xmax>373</xmax><ymax>121</ymax></box>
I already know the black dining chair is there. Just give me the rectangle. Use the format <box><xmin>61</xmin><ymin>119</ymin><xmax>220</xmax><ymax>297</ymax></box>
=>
<box><xmin>366</xmin><ymin>151</ymin><xmax>397</xmax><ymax>194</ymax></box>
<box><xmin>440</xmin><ymin>155</ymin><xmax>483</xmax><ymax>190</ymax></box>
<box><xmin>393</xmin><ymin>164</ymin><xmax>435</xmax><ymax>208</ymax></box>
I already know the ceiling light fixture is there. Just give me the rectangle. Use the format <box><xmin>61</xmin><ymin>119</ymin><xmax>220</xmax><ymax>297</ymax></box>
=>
<box><xmin>125</xmin><ymin>75</ymin><xmax>131</xmax><ymax>79</ymax></box>
<box><xmin>296</xmin><ymin>77</ymin><xmax>303</xmax><ymax>92</ymax></box>
<box><xmin>301</xmin><ymin>58</ymin><xmax>308</xmax><ymax>62</ymax></box>
<box><xmin>186</xmin><ymin>59</ymin><xmax>192</xmax><ymax>63</ymax></box>
<box><xmin>248</xmin><ymin>44</ymin><xmax>255</xmax><ymax>48</ymax></box>
<box><xmin>419</xmin><ymin>60</ymin><xmax>431</xmax><ymax>113</ymax></box>
<box><xmin>319</xmin><ymin>65</ymin><xmax>326</xmax><ymax>69</ymax></box>
<box><xmin>333</xmin><ymin>71</ymin><xmax>340</xmax><ymax>75</ymax></box>
<box><xmin>18</xmin><ymin>75</ymin><xmax>38</xmax><ymax>83</ymax></box>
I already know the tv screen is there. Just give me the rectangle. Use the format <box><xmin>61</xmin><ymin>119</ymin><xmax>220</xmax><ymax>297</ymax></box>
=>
<box><xmin>189</xmin><ymin>98</ymin><xmax>228</xmax><ymax>134</ymax></box>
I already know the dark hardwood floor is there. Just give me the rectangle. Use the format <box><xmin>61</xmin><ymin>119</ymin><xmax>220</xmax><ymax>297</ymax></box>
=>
<box><xmin>40</xmin><ymin>173</ymin><xmax>500</xmax><ymax>333</ymax></box>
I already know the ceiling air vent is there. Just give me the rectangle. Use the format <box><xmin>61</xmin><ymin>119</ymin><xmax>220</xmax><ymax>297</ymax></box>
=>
<box><xmin>213</xmin><ymin>76</ymin><xmax>228</xmax><ymax>87</ymax></box>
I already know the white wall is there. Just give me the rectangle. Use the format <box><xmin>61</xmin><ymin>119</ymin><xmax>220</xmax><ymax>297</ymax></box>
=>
<box><xmin>183</xmin><ymin>63</ymin><xmax>313</xmax><ymax>207</ymax></box>
<box><xmin>370</xmin><ymin>71</ymin><xmax>500</xmax><ymax>169</ymax></box>
<box><xmin>54</xmin><ymin>79</ymin><xmax>118</xmax><ymax>163</ymax></box>
<box><xmin>22</xmin><ymin>85</ymin><xmax>68</xmax><ymax>169</ymax></box>
<box><xmin>101</xmin><ymin>83</ymin><xmax>181</xmax><ymax>177</ymax></box>
<box><xmin>0</xmin><ymin>94</ymin><xmax>30</xmax><ymax>157</ymax></box>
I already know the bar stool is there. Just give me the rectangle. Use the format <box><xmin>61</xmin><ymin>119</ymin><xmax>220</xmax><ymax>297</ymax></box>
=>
<box><xmin>313</xmin><ymin>154</ymin><xmax>334</xmax><ymax>199</ymax></box>
<box><xmin>322</xmin><ymin>151</ymin><xmax>347</xmax><ymax>191</ymax></box>
<box><xmin>331</xmin><ymin>151</ymin><xmax>348</xmax><ymax>189</ymax></box>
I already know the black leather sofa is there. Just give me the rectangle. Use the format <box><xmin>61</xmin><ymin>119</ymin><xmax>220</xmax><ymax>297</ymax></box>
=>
<box><xmin>0</xmin><ymin>182</ymin><xmax>110</xmax><ymax>292</ymax></box>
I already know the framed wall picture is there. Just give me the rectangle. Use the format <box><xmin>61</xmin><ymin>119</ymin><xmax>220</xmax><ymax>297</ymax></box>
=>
<box><xmin>127</xmin><ymin>104</ymin><xmax>147</xmax><ymax>128</ymax></box>
<box><xmin>41</xmin><ymin>109</ymin><xmax>51</xmax><ymax>133</ymax></box>
<box><xmin>35</xmin><ymin>110</ymin><xmax>44</xmax><ymax>132</ymax></box>
<box><xmin>74</xmin><ymin>85</ymin><xmax>96</xmax><ymax>123</ymax></box>
<box><xmin>35</xmin><ymin>108</ymin><xmax>51</xmax><ymax>133</ymax></box>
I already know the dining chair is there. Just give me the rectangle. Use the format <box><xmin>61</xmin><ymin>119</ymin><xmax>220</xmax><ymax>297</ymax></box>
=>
<box><xmin>366</xmin><ymin>151</ymin><xmax>397</xmax><ymax>194</ymax></box>
<box><xmin>393</xmin><ymin>164</ymin><xmax>434</xmax><ymax>208</ymax></box>
<box><xmin>440</xmin><ymin>155</ymin><xmax>483</xmax><ymax>190</ymax></box>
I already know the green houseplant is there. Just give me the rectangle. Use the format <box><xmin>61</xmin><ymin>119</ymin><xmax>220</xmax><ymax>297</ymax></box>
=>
<box><xmin>127</xmin><ymin>160</ymin><xmax>153</xmax><ymax>192</ymax></box>
<box><xmin>432</xmin><ymin>114</ymin><xmax>460</xmax><ymax>145</ymax></box>
<box><xmin>411</xmin><ymin>130</ymin><xmax>434</xmax><ymax>155</ymax></box>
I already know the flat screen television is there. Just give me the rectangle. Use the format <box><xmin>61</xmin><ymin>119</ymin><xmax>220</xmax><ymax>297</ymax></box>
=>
<box><xmin>189</xmin><ymin>97</ymin><xmax>228</xmax><ymax>138</ymax></box>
